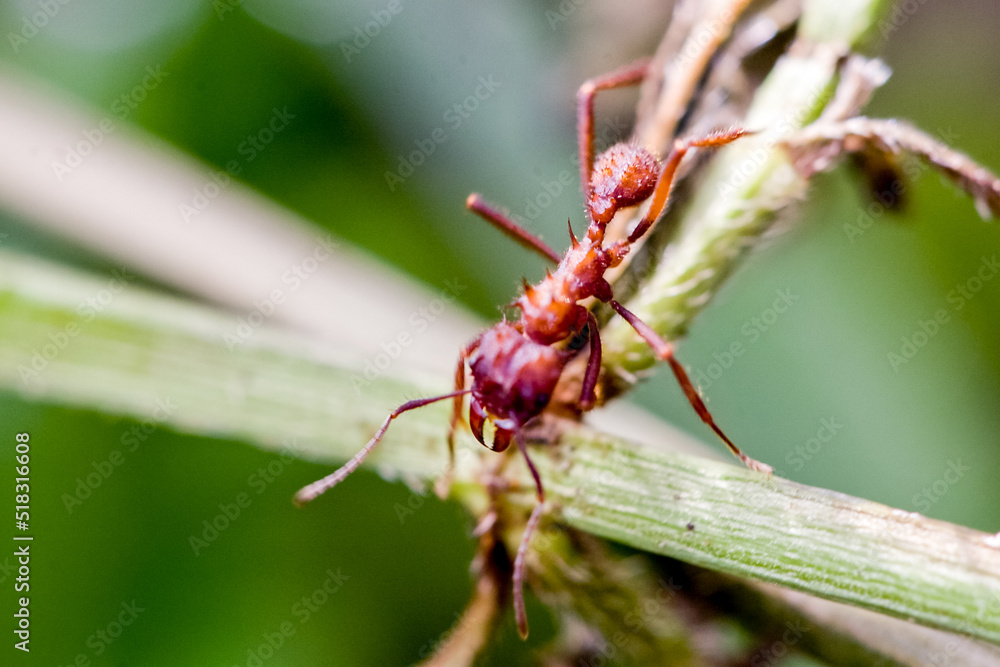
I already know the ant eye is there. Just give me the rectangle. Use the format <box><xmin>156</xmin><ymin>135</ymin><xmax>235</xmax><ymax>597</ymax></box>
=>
<box><xmin>566</xmin><ymin>324</ymin><xmax>590</xmax><ymax>351</ymax></box>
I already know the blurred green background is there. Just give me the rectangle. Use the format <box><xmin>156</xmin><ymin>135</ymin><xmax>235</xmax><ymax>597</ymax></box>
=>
<box><xmin>1</xmin><ymin>1</ymin><xmax>998</xmax><ymax>665</ymax></box>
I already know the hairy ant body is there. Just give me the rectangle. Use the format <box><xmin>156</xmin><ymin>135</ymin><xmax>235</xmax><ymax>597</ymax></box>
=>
<box><xmin>295</xmin><ymin>59</ymin><xmax>770</xmax><ymax>637</ymax></box>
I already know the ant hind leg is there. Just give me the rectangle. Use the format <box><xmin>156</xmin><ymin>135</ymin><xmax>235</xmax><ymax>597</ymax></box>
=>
<box><xmin>578</xmin><ymin>311</ymin><xmax>603</xmax><ymax>411</ymax></box>
<box><xmin>511</xmin><ymin>434</ymin><xmax>546</xmax><ymax>639</ymax></box>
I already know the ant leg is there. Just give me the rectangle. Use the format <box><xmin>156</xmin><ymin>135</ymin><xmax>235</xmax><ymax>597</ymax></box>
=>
<box><xmin>628</xmin><ymin>127</ymin><xmax>750</xmax><ymax>243</ymax></box>
<box><xmin>448</xmin><ymin>336</ymin><xmax>482</xmax><ymax>461</ymax></box>
<box><xmin>577</xmin><ymin>59</ymin><xmax>651</xmax><ymax>210</ymax></box>
<box><xmin>513</xmin><ymin>502</ymin><xmax>544</xmax><ymax>639</ymax></box>
<box><xmin>294</xmin><ymin>388</ymin><xmax>472</xmax><ymax>506</ymax></box>
<box><xmin>609</xmin><ymin>300</ymin><xmax>772</xmax><ymax>474</ymax></box>
<box><xmin>515</xmin><ymin>435</ymin><xmax>545</xmax><ymax>505</ymax></box>
<box><xmin>438</xmin><ymin>337</ymin><xmax>481</xmax><ymax>498</ymax></box>
<box><xmin>512</xmin><ymin>435</ymin><xmax>545</xmax><ymax>639</ymax></box>
<box><xmin>579</xmin><ymin>311</ymin><xmax>602</xmax><ymax>411</ymax></box>
<box><xmin>466</xmin><ymin>194</ymin><xmax>561</xmax><ymax>264</ymax></box>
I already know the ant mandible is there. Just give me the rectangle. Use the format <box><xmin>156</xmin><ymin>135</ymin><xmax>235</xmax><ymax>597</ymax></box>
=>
<box><xmin>295</xmin><ymin>59</ymin><xmax>771</xmax><ymax>637</ymax></box>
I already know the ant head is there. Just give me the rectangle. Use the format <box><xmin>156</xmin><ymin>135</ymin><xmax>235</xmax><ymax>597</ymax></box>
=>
<box><xmin>468</xmin><ymin>323</ymin><xmax>567</xmax><ymax>445</ymax></box>
<box><xmin>469</xmin><ymin>397</ymin><xmax>514</xmax><ymax>452</ymax></box>
<box><xmin>588</xmin><ymin>143</ymin><xmax>660</xmax><ymax>225</ymax></box>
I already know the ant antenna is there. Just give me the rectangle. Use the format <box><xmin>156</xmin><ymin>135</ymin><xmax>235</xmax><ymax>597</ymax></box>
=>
<box><xmin>294</xmin><ymin>389</ymin><xmax>471</xmax><ymax>506</ymax></box>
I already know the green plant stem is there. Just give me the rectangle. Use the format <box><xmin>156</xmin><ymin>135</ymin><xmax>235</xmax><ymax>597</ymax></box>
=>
<box><xmin>1</xmin><ymin>251</ymin><xmax>998</xmax><ymax>649</ymax></box>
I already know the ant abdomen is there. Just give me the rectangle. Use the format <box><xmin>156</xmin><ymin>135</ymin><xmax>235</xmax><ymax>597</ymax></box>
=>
<box><xmin>588</xmin><ymin>143</ymin><xmax>660</xmax><ymax>225</ymax></box>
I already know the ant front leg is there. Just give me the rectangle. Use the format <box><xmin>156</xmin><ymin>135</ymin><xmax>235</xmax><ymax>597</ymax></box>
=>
<box><xmin>609</xmin><ymin>300</ymin><xmax>772</xmax><ymax>474</ymax></box>
<box><xmin>447</xmin><ymin>335</ymin><xmax>482</xmax><ymax>460</ymax></box>
<box><xmin>576</xmin><ymin>59</ymin><xmax>651</xmax><ymax>209</ymax></box>
<box><xmin>438</xmin><ymin>336</ymin><xmax>483</xmax><ymax>498</ymax></box>
<box><xmin>627</xmin><ymin>127</ymin><xmax>750</xmax><ymax>244</ymax></box>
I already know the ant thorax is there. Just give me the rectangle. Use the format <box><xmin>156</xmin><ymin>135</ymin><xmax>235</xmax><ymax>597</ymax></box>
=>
<box><xmin>515</xmin><ymin>140</ymin><xmax>662</xmax><ymax>348</ymax></box>
<box><xmin>516</xmin><ymin>252</ymin><xmax>599</xmax><ymax>346</ymax></box>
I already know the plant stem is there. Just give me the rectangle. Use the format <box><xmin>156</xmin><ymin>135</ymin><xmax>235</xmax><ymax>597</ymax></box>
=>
<box><xmin>1</xmin><ymin>250</ymin><xmax>998</xmax><ymax>650</ymax></box>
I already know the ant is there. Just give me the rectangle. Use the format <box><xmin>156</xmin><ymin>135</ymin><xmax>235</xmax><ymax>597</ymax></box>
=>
<box><xmin>295</xmin><ymin>59</ymin><xmax>770</xmax><ymax>638</ymax></box>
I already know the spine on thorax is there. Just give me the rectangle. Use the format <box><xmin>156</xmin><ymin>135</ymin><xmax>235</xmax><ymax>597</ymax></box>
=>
<box><xmin>516</xmin><ymin>221</ymin><xmax>630</xmax><ymax>345</ymax></box>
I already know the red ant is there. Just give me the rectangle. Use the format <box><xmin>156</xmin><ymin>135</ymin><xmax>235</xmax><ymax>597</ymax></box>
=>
<box><xmin>295</xmin><ymin>59</ymin><xmax>770</xmax><ymax>638</ymax></box>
